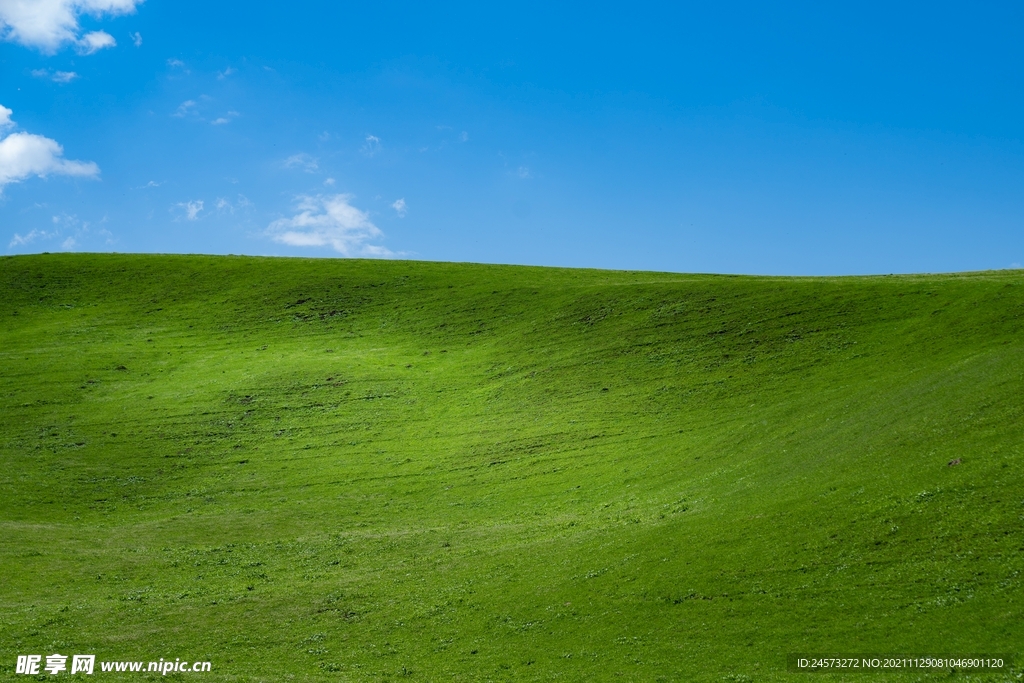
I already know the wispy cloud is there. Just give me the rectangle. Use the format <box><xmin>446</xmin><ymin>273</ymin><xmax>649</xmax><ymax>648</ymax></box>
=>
<box><xmin>31</xmin><ymin>69</ymin><xmax>78</xmax><ymax>83</ymax></box>
<box><xmin>267</xmin><ymin>194</ymin><xmax>393</xmax><ymax>257</ymax></box>
<box><xmin>0</xmin><ymin>104</ymin><xmax>100</xmax><ymax>192</ymax></box>
<box><xmin>515</xmin><ymin>166</ymin><xmax>531</xmax><ymax>179</ymax></box>
<box><xmin>211</xmin><ymin>110</ymin><xmax>239</xmax><ymax>125</ymax></box>
<box><xmin>283</xmin><ymin>153</ymin><xmax>318</xmax><ymax>172</ymax></box>
<box><xmin>9</xmin><ymin>228</ymin><xmax>57</xmax><ymax>248</ymax></box>
<box><xmin>361</xmin><ymin>135</ymin><xmax>381</xmax><ymax>157</ymax></box>
<box><xmin>323</xmin><ymin>177</ymin><xmax>335</xmax><ymax>186</ymax></box>
<box><xmin>166</xmin><ymin>58</ymin><xmax>189</xmax><ymax>74</ymax></box>
<box><xmin>459</xmin><ymin>131</ymin><xmax>469</xmax><ymax>142</ymax></box>
<box><xmin>174</xmin><ymin>199</ymin><xmax>203</xmax><ymax>220</ymax></box>
<box><xmin>75</xmin><ymin>29</ymin><xmax>115</xmax><ymax>54</ymax></box>
<box><xmin>215</xmin><ymin>195</ymin><xmax>250</xmax><ymax>213</ymax></box>
<box><xmin>173</xmin><ymin>99</ymin><xmax>196</xmax><ymax>117</ymax></box>
<box><xmin>217</xmin><ymin>66</ymin><xmax>236</xmax><ymax>80</ymax></box>
<box><xmin>392</xmin><ymin>198</ymin><xmax>407</xmax><ymax>217</ymax></box>
<box><xmin>130</xmin><ymin>30</ymin><xmax>141</xmax><ymax>46</ymax></box>
<box><xmin>0</xmin><ymin>0</ymin><xmax>143</xmax><ymax>54</ymax></box>
<box><xmin>8</xmin><ymin>213</ymin><xmax>113</xmax><ymax>250</ymax></box>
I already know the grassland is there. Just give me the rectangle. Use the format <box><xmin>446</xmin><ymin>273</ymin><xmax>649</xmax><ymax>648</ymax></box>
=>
<box><xmin>0</xmin><ymin>253</ymin><xmax>1022</xmax><ymax>682</ymax></box>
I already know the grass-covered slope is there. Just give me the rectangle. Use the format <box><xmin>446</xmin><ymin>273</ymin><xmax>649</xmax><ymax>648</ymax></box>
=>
<box><xmin>1</xmin><ymin>254</ymin><xmax>1021</xmax><ymax>681</ymax></box>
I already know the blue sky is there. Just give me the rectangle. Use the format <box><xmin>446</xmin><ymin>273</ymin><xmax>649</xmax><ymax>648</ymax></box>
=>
<box><xmin>1</xmin><ymin>1</ymin><xmax>1022</xmax><ymax>274</ymax></box>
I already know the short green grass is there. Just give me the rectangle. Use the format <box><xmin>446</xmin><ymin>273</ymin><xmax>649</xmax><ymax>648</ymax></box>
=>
<box><xmin>1</xmin><ymin>253</ymin><xmax>1022</xmax><ymax>682</ymax></box>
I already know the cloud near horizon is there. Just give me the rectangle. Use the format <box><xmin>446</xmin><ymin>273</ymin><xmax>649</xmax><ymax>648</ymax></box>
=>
<box><xmin>8</xmin><ymin>213</ymin><xmax>114</xmax><ymax>250</ymax></box>
<box><xmin>267</xmin><ymin>194</ymin><xmax>392</xmax><ymax>257</ymax></box>
<box><xmin>0</xmin><ymin>0</ymin><xmax>142</xmax><ymax>53</ymax></box>
<box><xmin>0</xmin><ymin>104</ymin><xmax>100</xmax><ymax>191</ymax></box>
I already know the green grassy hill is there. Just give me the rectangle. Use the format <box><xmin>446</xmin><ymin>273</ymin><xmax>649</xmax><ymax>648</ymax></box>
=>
<box><xmin>1</xmin><ymin>254</ymin><xmax>1021</xmax><ymax>682</ymax></box>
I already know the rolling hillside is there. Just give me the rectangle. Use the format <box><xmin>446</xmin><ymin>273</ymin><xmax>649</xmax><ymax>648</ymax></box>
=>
<box><xmin>1</xmin><ymin>254</ymin><xmax>1021</xmax><ymax>681</ymax></box>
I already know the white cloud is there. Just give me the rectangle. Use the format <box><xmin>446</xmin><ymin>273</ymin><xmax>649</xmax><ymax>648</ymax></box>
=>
<box><xmin>8</xmin><ymin>228</ymin><xmax>57</xmax><ymax>247</ymax></box>
<box><xmin>31</xmin><ymin>68</ymin><xmax>78</xmax><ymax>83</ymax></box>
<box><xmin>173</xmin><ymin>99</ymin><xmax>196</xmax><ymax>117</ymax></box>
<box><xmin>178</xmin><ymin>199</ymin><xmax>203</xmax><ymax>220</ymax></box>
<box><xmin>0</xmin><ymin>0</ymin><xmax>142</xmax><ymax>53</ymax></box>
<box><xmin>8</xmin><ymin>214</ymin><xmax>113</xmax><ymax>250</ymax></box>
<box><xmin>217</xmin><ymin>66</ymin><xmax>236</xmax><ymax>80</ymax></box>
<box><xmin>211</xmin><ymin>110</ymin><xmax>238</xmax><ymax>125</ymax></box>
<box><xmin>130</xmin><ymin>30</ymin><xmax>140</xmax><ymax>46</ymax></box>
<box><xmin>392</xmin><ymin>198</ymin><xmax>407</xmax><ymax>217</ymax></box>
<box><xmin>323</xmin><ymin>177</ymin><xmax>335</xmax><ymax>186</ymax></box>
<box><xmin>0</xmin><ymin>106</ymin><xmax>100</xmax><ymax>192</ymax></box>
<box><xmin>75</xmin><ymin>29</ymin><xmax>114</xmax><ymax>53</ymax></box>
<box><xmin>212</xmin><ymin>194</ymin><xmax>250</xmax><ymax>215</ymax></box>
<box><xmin>516</xmin><ymin>166</ymin><xmax>531</xmax><ymax>179</ymax></box>
<box><xmin>459</xmin><ymin>131</ymin><xmax>469</xmax><ymax>142</ymax></box>
<box><xmin>267</xmin><ymin>194</ymin><xmax>392</xmax><ymax>257</ymax></box>
<box><xmin>166</xmin><ymin>57</ymin><xmax>190</xmax><ymax>76</ymax></box>
<box><xmin>283</xmin><ymin>153</ymin><xmax>318</xmax><ymax>172</ymax></box>
<box><xmin>361</xmin><ymin>134</ymin><xmax>381</xmax><ymax>156</ymax></box>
